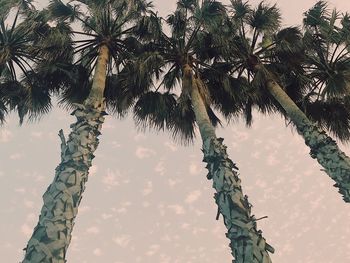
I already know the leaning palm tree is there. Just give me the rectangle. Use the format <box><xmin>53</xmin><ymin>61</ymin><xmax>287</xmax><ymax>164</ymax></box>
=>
<box><xmin>22</xmin><ymin>0</ymin><xmax>153</xmax><ymax>262</ymax></box>
<box><xmin>117</xmin><ymin>1</ymin><xmax>274</xmax><ymax>262</ymax></box>
<box><xmin>223</xmin><ymin>0</ymin><xmax>350</xmax><ymax>202</ymax></box>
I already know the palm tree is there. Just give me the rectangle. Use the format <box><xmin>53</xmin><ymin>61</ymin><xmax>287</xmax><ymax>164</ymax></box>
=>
<box><xmin>223</xmin><ymin>0</ymin><xmax>350</xmax><ymax>203</ymax></box>
<box><xmin>120</xmin><ymin>1</ymin><xmax>274</xmax><ymax>262</ymax></box>
<box><xmin>21</xmin><ymin>0</ymin><xmax>152</xmax><ymax>262</ymax></box>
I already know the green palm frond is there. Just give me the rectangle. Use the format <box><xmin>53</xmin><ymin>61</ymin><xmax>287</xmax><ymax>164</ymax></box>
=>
<box><xmin>303</xmin><ymin>0</ymin><xmax>328</xmax><ymax>28</ymax></box>
<box><xmin>202</xmin><ymin>65</ymin><xmax>249</xmax><ymax>120</ymax></box>
<box><xmin>305</xmin><ymin>98</ymin><xmax>350</xmax><ymax>142</ymax></box>
<box><xmin>104</xmin><ymin>73</ymin><xmax>136</xmax><ymax>117</ymax></box>
<box><xmin>194</xmin><ymin>0</ymin><xmax>226</xmax><ymax>26</ymax></box>
<box><xmin>104</xmin><ymin>54</ymin><xmax>157</xmax><ymax>116</ymax></box>
<box><xmin>133</xmin><ymin>91</ymin><xmax>177</xmax><ymax>131</ymax></box>
<box><xmin>248</xmin><ymin>2</ymin><xmax>281</xmax><ymax>34</ymax></box>
<box><xmin>0</xmin><ymin>10</ymin><xmax>36</xmax><ymax>80</ymax></box>
<box><xmin>163</xmin><ymin>65</ymin><xmax>181</xmax><ymax>91</ymax></box>
<box><xmin>340</xmin><ymin>12</ymin><xmax>350</xmax><ymax>38</ymax></box>
<box><xmin>167</xmin><ymin>9</ymin><xmax>187</xmax><ymax>40</ymax></box>
<box><xmin>177</xmin><ymin>0</ymin><xmax>196</xmax><ymax>12</ymax></box>
<box><xmin>192</xmin><ymin>31</ymin><xmax>224</xmax><ymax>61</ymax></box>
<box><xmin>35</xmin><ymin>21</ymin><xmax>74</xmax><ymax>63</ymax></box>
<box><xmin>302</xmin><ymin>2</ymin><xmax>350</xmax><ymax>100</ymax></box>
<box><xmin>0</xmin><ymin>0</ymin><xmax>34</xmax><ymax>18</ymax></box>
<box><xmin>134</xmin><ymin>12</ymin><xmax>162</xmax><ymax>42</ymax></box>
<box><xmin>57</xmin><ymin>65</ymin><xmax>91</xmax><ymax>108</ymax></box>
<box><xmin>230</xmin><ymin>0</ymin><xmax>251</xmax><ymax>20</ymax></box>
<box><xmin>21</xmin><ymin>79</ymin><xmax>52</xmax><ymax>123</ymax></box>
<box><xmin>273</xmin><ymin>27</ymin><xmax>305</xmax><ymax>68</ymax></box>
<box><xmin>0</xmin><ymin>77</ymin><xmax>50</xmax><ymax>124</ymax></box>
<box><xmin>169</xmin><ymin>96</ymin><xmax>196</xmax><ymax>144</ymax></box>
<box><xmin>48</xmin><ymin>0</ymin><xmax>80</xmax><ymax>22</ymax></box>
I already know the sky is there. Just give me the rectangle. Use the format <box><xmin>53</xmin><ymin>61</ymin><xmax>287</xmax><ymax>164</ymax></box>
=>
<box><xmin>1</xmin><ymin>0</ymin><xmax>350</xmax><ymax>262</ymax></box>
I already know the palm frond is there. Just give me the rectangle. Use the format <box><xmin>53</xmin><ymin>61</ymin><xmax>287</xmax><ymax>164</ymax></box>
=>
<box><xmin>305</xmin><ymin>98</ymin><xmax>350</xmax><ymax>142</ymax></box>
<box><xmin>248</xmin><ymin>2</ymin><xmax>281</xmax><ymax>34</ymax></box>
<box><xmin>133</xmin><ymin>91</ymin><xmax>177</xmax><ymax>131</ymax></box>
<box><xmin>303</xmin><ymin>1</ymin><xmax>329</xmax><ymax>28</ymax></box>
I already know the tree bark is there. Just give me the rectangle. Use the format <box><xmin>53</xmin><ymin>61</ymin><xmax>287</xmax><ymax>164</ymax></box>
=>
<box><xmin>266</xmin><ymin>78</ymin><xmax>350</xmax><ymax>203</ymax></box>
<box><xmin>184</xmin><ymin>65</ymin><xmax>274</xmax><ymax>263</ymax></box>
<box><xmin>22</xmin><ymin>45</ymin><xmax>109</xmax><ymax>262</ymax></box>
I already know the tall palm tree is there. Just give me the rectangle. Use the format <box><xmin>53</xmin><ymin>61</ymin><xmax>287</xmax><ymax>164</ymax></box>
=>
<box><xmin>120</xmin><ymin>1</ymin><xmax>274</xmax><ymax>262</ymax></box>
<box><xmin>22</xmin><ymin>0</ymin><xmax>152</xmax><ymax>262</ymax></box>
<box><xmin>222</xmin><ymin>0</ymin><xmax>350</xmax><ymax>203</ymax></box>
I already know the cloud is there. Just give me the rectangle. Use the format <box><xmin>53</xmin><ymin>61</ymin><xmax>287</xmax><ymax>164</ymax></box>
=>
<box><xmin>102</xmin><ymin>169</ymin><xmax>121</xmax><ymax>188</ymax></box>
<box><xmin>10</xmin><ymin>153</ymin><xmax>22</xmax><ymax>160</ymax></box>
<box><xmin>101</xmin><ymin>213</ymin><xmax>113</xmax><ymax>220</ymax></box>
<box><xmin>142</xmin><ymin>181</ymin><xmax>153</xmax><ymax>196</ymax></box>
<box><xmin>185</xmin><ymin>190</ymin><xmax>201</xmax><ymax>204</ymax></box>
<box><xmin>20</xmin><ymin>223</ymin><xmax>33</xmax><ymax>238</ymax></box>
<box><xmin>26</xmin><ymin>213</ymin><xmax>36</xmax><ymax>222</ymax></box>
<box><xmin>133</xmin><ymin>133</ymin><xmax>146</xmax><ymax>141</ymax></box>
<box><xmin>89</xmin><ymin>165</ymin><xmax>98</xmax><ymax>176</ymax></box>
<box><xmin>111</xmin><ymin>141</ymin><xmax>121</xmax><ymax>148</ymax></box>
<box><xmin>189</xmin><ymin>163</ymin><xmax>201</xmax><ymax>175</ymax></box>
<box><xmin>101</xmin><ymin>122</ymin><xmax>115</xmax><ymax>130</ymax></box>
<box><xmin>14</xmin><ymin>188</ymin><xmax>26</xmax><ymax>194</ymax></box>
<box><xmin>164</xmin><ymin>141</ymin><xmax>178</xmax><ymax>152</ymax></box>
<box><xmin>31</xmin><ymin>132</ymin><xmax>43</xmax><ymax>138</ymax></box>
<box><xmin>113</xmin><ymin>235</ymin><xmax>132</xmax><ymax>248</ymax></box>
<box><xmin>142</xmin><ymin>201</ymin><xmax>150</xmax><ymax>208</ymax></box>
<box><xmin>93</xmin><ymin>248</ymin><xmax>102</xmax><ymax>256</ymax></box>
<box><xmin>24</xmin><ymin>200</ymin><xmax>34</xmax><ymax>209</ymax></box>
<box><xmin>154</xmin><ymin>161</ymin><xmax>165</xmax><ymax>176</ymax></box>
<box><xmin>192</xmin><ymin>227</ymin><xmax>208</xmax><ymax>235</ymax></box>
<box><xmin>135</xmin><ymin>146</ymin><xmax>156</xmax><ymax>159</ymax></box>
<box><xmin>181</xmin><ymin>223</ymin><xmax>190</xmax><ymax>229</ymax></box>
<box><xmin>231</xmin><ymin>129</ymin><xmax>249</xmax><ymax>142</ymax></box>
<box><xmin>0</xmin><ymin>129</ymin><xmax>13</xmax><ymax>143</ymax></box>
<box><xmin>266</xmin><ymin>153</ymin><xmax>280</xmax><ymax>166</ymax></box>
<box><xmin>79</xmin><ymin>205</ymin><xmax>91</xmax><ymax>214</ymax></box>
<box><xmin>86</xmin><ymin>226</ymin><xmax>100</xmax><ymax>234</ymax></box>
<box><xmin>167</xmin><ymin>204</ymin><xmax>185</xmax><ymax>215</ymax></box>
<box><xmin>145</xmin><ymin>244</ymin><xmax>160</xmax><ymax>256</ymax></box>
<box><xmin>167</xmin><ymin>178</ymin><xmax>181</xmax><ymax>187</ymax></box>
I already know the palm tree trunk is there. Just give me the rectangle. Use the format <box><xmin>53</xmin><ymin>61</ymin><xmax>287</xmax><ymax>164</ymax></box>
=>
<box><xmin>184</xmin><ymin>65</ymin><xmax>274</xmax><ymax>263</ymax></box>
<box><xmin>266</xmin><ymin>78</ymin><xmax>350</xmax><ymax>202</ymax></box>
<box><xmin>22</xmin><ymin>45</ymin><xmax>109</xmax><ymax>262</ymax></box>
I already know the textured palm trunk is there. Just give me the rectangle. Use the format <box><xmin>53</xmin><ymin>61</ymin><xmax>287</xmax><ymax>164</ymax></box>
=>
<box><xmin>266</xmin><ymin>78</ymin><xmax>350</xmax><ymax>202</ymax></box>
<box><xmin>22</xmin><ymin>45</ymin><xmax>109</xmax><ymax>262</ymax></box>
<box><xmin>184</xmin><ymin>65</ymin><xmax>274</xmax><ymax>263</ymax></box>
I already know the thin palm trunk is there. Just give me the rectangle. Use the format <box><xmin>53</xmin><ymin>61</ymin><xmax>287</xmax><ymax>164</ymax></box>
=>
<box><xmin>266</xmin><ymin>76</ymin><xmax>350</xmax><ymax>202</ymax></box>
<box><xmin>184</xmin><ymin>64</ymin><xmax>274</xmax><ymax>263</ymax></box>
<box><xmin>22</xmin><ymin>45</ymin><xmax>109</xmax><ymax>262</ymax></box>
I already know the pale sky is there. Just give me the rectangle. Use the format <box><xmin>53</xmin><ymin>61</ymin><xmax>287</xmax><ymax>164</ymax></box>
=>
<box><xmin>1</xmin><ymin>0</ymin><xmax>350</xmax><ymax>262</ymax></box>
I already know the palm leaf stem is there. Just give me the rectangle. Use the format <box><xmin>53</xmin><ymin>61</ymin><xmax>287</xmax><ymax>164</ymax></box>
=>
<box><xmin>74</xmin><ymin>15</ymin><xmax>98</xmax><ymax>34</ymax></box>
<box><xmin>329</xmin><ymin>39</ymin><xmax>342</xmax><ymax>63</ymax></box>
<box><xmin>333</xmin><ymin>45</ymin><xmax>350</xmax><ymax>63</ymax></box>
<box><xmin>73</xmin><ymin>43</ymin><xmax>97</xmax><ymax>56</ymax></box>
<box><xmin>71</xmin><ymin>30</ymin><xmax>98</xmax><ymax>37</ymax></box>
<box><xmin>184</xmin><ymin>22</ymin><xmax>202</xmax><ymax>53</ymax></box>
<box><xmin>250</xmin><ymin>27</ymin><xmax>258</xmax><ymax>53</ymax></box>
